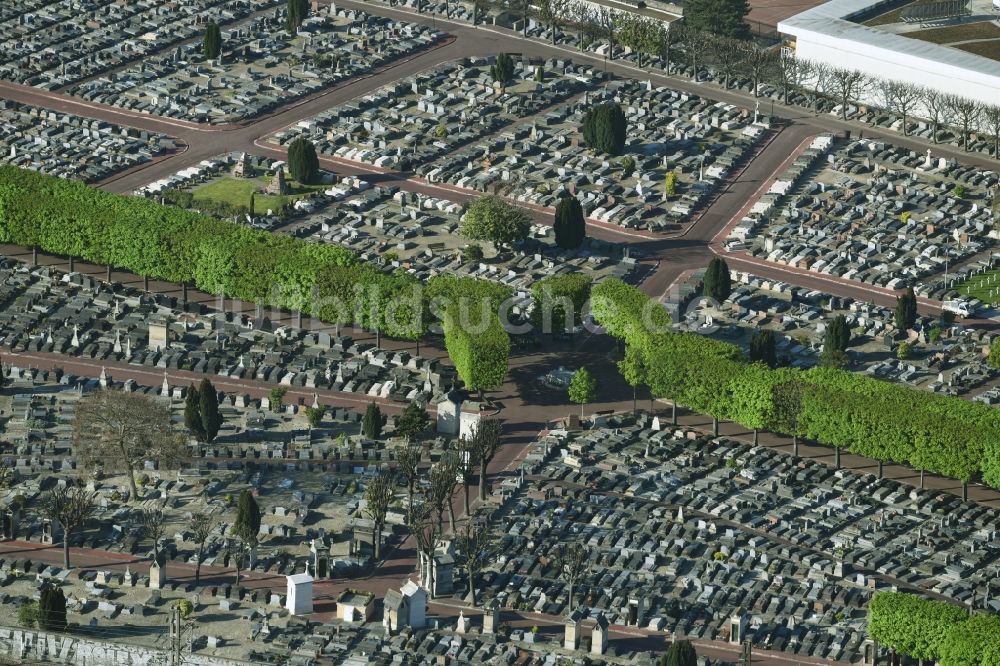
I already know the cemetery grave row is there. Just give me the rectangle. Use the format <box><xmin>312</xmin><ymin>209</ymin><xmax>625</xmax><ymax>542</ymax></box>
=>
<box><xmin>727</xmin><ymin>135</ymin><xmax>999</xmax><ymax>297</ymax></box>
<box><xmin>0</xmin><ymin>260</ymin><xmax>452</xmax><ymax>410</ymax></box>
<box><xmin>685</xmin><ymin>270</ymin><xmax>999</xmax><ymax>397</ymax></box>
<box><xmin>139</xmin><ymin>152</ymin><xmax>641</xmax><ymax>316</ymax></box>
<box><xmin>63</xmin><ymin>6</ymin><xmax>443</xmax><ymax>124</ymax></box>
<box><xmin>418</xmin><ymin>78</ymin><xmax>766</xmax><ymax>232</ymax></box>
<box><xmin>0</xmin><ymin>0</ymin><xmax>279</xmax><ymax>89</ymax></box>
<box><xmin>270</xmin><ymin>56</ymin><xmax>603</xmax><ymax>171</ymax></box>
<box><xmin>472</xmin><ymin>421</ymin><xmax>1000</xmax><ymax>664</ymax></box>
<box><xmin>0</xmin><ymin>100</ymin><xmax>172</xmax><ymax>182</ymax></box>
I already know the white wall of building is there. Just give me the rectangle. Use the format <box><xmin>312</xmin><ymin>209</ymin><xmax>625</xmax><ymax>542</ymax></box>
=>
<box><xmin>780</xmin><ymin>0</ymin><xmax>1000</xmax><ymax>108</ymax></box>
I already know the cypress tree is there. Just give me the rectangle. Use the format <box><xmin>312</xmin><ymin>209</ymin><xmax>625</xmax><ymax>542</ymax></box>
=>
<box><xmin>203</xmin><ymin>22</ymin><xmax>222</xmax><ymax>59</ymax></box>
<box><xmin>362</xmin><ymin>402</ymin><xmax>383</xmax><ymax>440</ymax></box>
<box><xmin>824</xmin><ymin>314</ymin><xmax>850</xmax><ymax>352</ymax></box>
<box><xmin>894</xmin><ymin>286</ymin><xmax>917</xmax><ymax>332</ymax></box>
<box><xmin>38</xmin><ymin>584</ymin><xmax>67</xmax><ymax>632</ymax></box>
<box><xmin>582</xmin><ymin>104</ymin><xmax>626</xmax><ymax>156</ymax></box>
<box><xmin>703</xmin><ymin>257</ymin><xmax>732</xmax><ymax>302</ymax></box>
<box><xmin>287</xmin><ymin>137</ymin><xmax>319</xmax><ymax>185</ymax></box>
<box><xmin>233</xmin><ymin>489</ymin><xmax>261</xmax><ymax>545</ymax></box>
<box><xmin>184</xmin><ymin>384</ymin><xmax>205</xmax><ymax>442</ymax></box>
<box><xmin>286</xmin><ymin>0</ymin><xmax>309</xmax><ymax>34</ymax></box>
<box><xmin>554</xmin><ymin>195</ymin><xmax>586</xmax><ymax>249</ymax></box>
<box><xmin>199</xmin><ymin>378</ymin><xmax>223</xmax><ymax>443</ymax></box>
<box><xmin>750</xmin><ymin>329</ymin><xmax>777</xmax><ymax>368</ymax></box>
<box><xmin>661</xmin><ymin>639</ymin><xmax>697</xmax><ymax>666</ymax></box>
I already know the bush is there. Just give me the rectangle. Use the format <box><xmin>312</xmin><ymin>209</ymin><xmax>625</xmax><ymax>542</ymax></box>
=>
<box><xmin>896</xmin><ymin>341</ymin><xmax>912</xmax><ymax>360</ymax></box>
<box><xmin>175</xmin><ymin>599</ymin><xmax>194</xmax><ymax>619</ymax></box>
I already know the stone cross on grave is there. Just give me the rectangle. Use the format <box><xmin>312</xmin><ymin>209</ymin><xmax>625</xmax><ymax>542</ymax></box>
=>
<box><xmin>71</xmin><ymin>325</ymin><xmax>80</xmax><ymax>348</ymax></box>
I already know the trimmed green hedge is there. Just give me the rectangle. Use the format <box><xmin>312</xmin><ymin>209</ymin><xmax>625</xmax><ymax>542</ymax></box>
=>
<box><xmin>0</xmin><ymin>166</ymin><xmax>514</xmax><ymax>392</ymax></box>
<box><xmin>591</xmin><ymin>279</ymin><xmax>1000</xmax><ymax>487</ymax></box>
<box><xmin>868</xmin><ymin>592</ymin><xmax>1000</xmax><ymax>666</ymax></box>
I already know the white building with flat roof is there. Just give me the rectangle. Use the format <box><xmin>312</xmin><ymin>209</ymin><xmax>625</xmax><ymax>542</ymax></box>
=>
<box><xmin>779</xmin><ymin>0</ymin><xmax>1000</xmax><ymax>106</ymax></box>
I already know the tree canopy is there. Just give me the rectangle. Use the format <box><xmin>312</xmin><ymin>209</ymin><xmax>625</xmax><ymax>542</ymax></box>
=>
<box><xmin>582</xmin><ymin>103</ymin><xmax>627</xmax><ymax>156</ymax></box>
<box><xmin>287</xmin><ymin>137</ymin><xmax>320</xmax><ymax>185</ymax></box>
<box><xmin>554</xmin><ymin>195</ymin><xmax>587</xmax><ymax>249</ymax></box>
<box><xmin>683</xmin><ymin>0</ymin><xmax>752</xmax><ymax>39</ymax></box>
<box><xmin>460</xmin><ymin>195</ymin><xmax>531</xmax><ymax>249</ymax></box>
<box><xmin>203</xmin><ymin>22</ymin><xmax>222</xmax><ymax>59</ymax></box>
<box><xmin>703</xmin><ymin>257</ymin><xmax>732</xmax><ymax>302</ymax></box>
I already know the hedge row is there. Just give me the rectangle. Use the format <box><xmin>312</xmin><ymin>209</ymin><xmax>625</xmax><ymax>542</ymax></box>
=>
<box><xmin>868</xmin><ymin>592</ymin><xmax>1000</xmax><ymax>665</ymax></box>
<box><xmin>591</xmin><ymin>279</ymin><xmax>1000</xmax><ymax>487</ymax></box>
<box><xmin>0</xmin><ymin>166</ymin><xmax>513</xmax><ymax>393</ymax></box>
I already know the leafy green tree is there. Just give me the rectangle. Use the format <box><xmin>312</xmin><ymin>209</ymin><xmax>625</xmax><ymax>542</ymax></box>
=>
<box><xmin>582</xmin><ymin>103</ymin><xmax>627</xmax><ymax>156</ymax></box>
<box><xmin>286</xmin><ymin>0</ymin><xmax>309</xmax><ymax>34</ymax></box>
<box><xmin>895</xmin><ymin>286</ymin><xmax>918</xmax><ymax>332</ymax></box>
<box><xmin>939</xmin><ymin>613</ymin><xmax>1000</xmax><ymax>666</ymax></box>
<box><xmin>490</xmin><ymin>53</ymin><xmax>516</xmax><ymax>92</ymax></box>
<box><xmin>38</xmin><ymin>584</ymin><xmax>67</xmax><ymax>632</ymax></box>
<box><xmin>304</xmin><ymin>406</ymin><xmax>325</xmax><ymax>428</ymax></box>
<box><xmin>394</xmin><ymin>401</ymin><xmax>430</xmax><ymax>440</ymax></box>
<box><xmin>363</xmin><ymin>473</ymin><xmax>394</xmax><ymax>559</ymax></box>
<box><xmin>770</xmin><ymin>377</ymin><xmax>806</xmax><ymax>455</ymax></box>
<box><xmin>203</xmin><ymin>22</ymin><xmax>222</xmax><ymax>59</ymax></box>
<box><xmin>184</xmin><ymin>383</ymin><xmax>205</xmax><ymax>441</ymax></box>
<box><xmin>532</xmin><ymin>274</ymin><xmax>592</xmax><ymax>333</ymax></box>
<box><xmin>661</xmin><ymin>639</ymin><xmax>697</xmax><ymax>666</ymax></box>
<box><xmin>867</xmin><ymin>592</ymin><xmax>966</xmax><ymax>662</ymax></box>
<box><xmin>460</xmin><ymin>195</ymin><xmax>531</xmax><ymax>249</ymax></box>
<box><xmin>18</xmin><ymin>601</ymin><xmax>39</xmax><ymax>629</ymax></box>
<box><xmin>683</xmin><ymin>0</ymin><xmax>751</xmax><ymax>38</ymax></box>
<box><xmin>619</xmin><ymin>343</ymin><xmax>647</xmax><ymax>415</ymax></box>
<box><xmin>824</xmin><ymin>315</ymin><xmax>850</xmax><ymax>352</ymax></box>
<box><xmin>988</xmin><ymin>338</ymin><xmax>1000</xmax><ymax>372</ymax></box>
<box><xmin>362</xmin><ymin>402</ymin><xmax>384</xmax><ymax>440</ymax></box>
<box><xmin>553</xmin><ymin>195</ymin><xmax>587</xmax><ymax>249</ymax></box>
<box><xmin>703</xmin><ymin>257</ymin><xmax>732</xmax><ymax>302</ymax></box>
<box><xmin>269</xmin><ymin>386</ymin><xmax>287</xmax><ymax>412</ymax></box>
<box><xmin>287</xmin><ymin>137</ymin><xmax>319</xmax><ymax>185</ymax></box>
<box><xmin>749</xmin><ymin>329</ymin><xmax>777</xmax><ymax>368</ymax></box>
<box><xmin>444</xmin><ymin>308</ymin><xmax>510</xmax><ymax>402</ymax></box>
<box><xmin>568</xmin><ymin>367</ymin><xmax>597</xmax><ymax>417</ymax></box>
<box><xmin>620</xmin><ymin>155</ymin><xmax>636</xmax><ymax>177</ymax></box>
<box><xmin>896</xmin><ymin>341</ymin><xmax>912</xmax><ymax>360</ymax></box>
<box><xmin>199</xmin><ymin>379</ymin><xmax>222</xmax><ymax>443</ymax></box>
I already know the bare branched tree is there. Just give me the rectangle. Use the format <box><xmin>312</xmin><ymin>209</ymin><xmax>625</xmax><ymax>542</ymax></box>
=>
<box><xmin>396</xmin><ymin>444</ymin><xmax>422</xmax><ymax>525</ymax></box>
<box><xmin>43</xmin><ymin>485</ymin><xmax>97</xmax><ymax>569</ymax></box>
<box><xmin>74</xmin><ymin>389</ymin><xmax>186</xmax><ymax>501</ymax></box>
<box><xmin>800</xmin><ymin>60</ymin><xmax>832</xmax><ymax>116</ymax></box>
<box><xmin>554</xmin><ymin>541</ymin><xmax>589</xmax><ymax>611</ymax></box>
<box><xmin>536</xmin><ymin>0</ymin><xmax>570</xmax><ymax>43</ymax></box>
<box><xmin>877</xmin><ymin>79</ymin><xmax>923</xmax><ymax>136</ymax></box>
<box><xmin>363</xmin><ymin>473</ymin><xmax>395</xmax><ymax>560</ymax></box>
<box><xmin>141</xmin><ymin>507</ymin><xmax>165</xmax><ymax>565</ymax></box>
<box><xmin>411</xmin><ymin>502</ymin><xmax>438</xmax><ymax>596</ymax></box>
<box><xmin>713</xmin><ymin>35</ymin><xmax>742</xmax><ymax>90</ymax></box>
<box><xmin>739</xmin><ymin>42</ymin><xmax>776</xmax><ymax>98</ymax></box>
<box><xmin>430</xmin><ymin>454</ymin><xmax>459</xmax><ymax>535</ymax></box>
<box><xmin>945</xmin><ymin>94</ymin><xmax>983</xmax><ymax>152</ymax></box>
<box><xmin>455</xmin><ymin>517</ymin><xmax>495</xmax><ymax>606</ymax></box>
<box><xmin>983</xmin><ymin>105</ymin><xmax>1000</xmax><ymax>158</ymax></box>
<box><xmin>190</xmin><ymin>513</ymin><xmax>216</xmax><ymax>584</ymax></box>
<box><xmin>467</xmin><ymin>417</ymin><xmax>503</xmax><ymax>502</ymax></box>
<box><xmin>827</xmin><ymin>67</ymin><xmax>870</xmax><ymax>121</ymax></box>
<box><xmin>922</xmin><ymin>87</ymin><xmax>948</xmax><ymax>144</ymax></box>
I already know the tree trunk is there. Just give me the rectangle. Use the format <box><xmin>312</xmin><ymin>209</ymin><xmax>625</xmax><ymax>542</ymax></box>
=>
<box><xmin>374</xmin><ymin>522</ymin><xmax>382</xmax><ymax>560</ymax></box>
<box><xmin>877</xmin><ymin>460</ymin><xmax>884</xmax><ymax>478</ymax></box>
<box><xmin>468</xmin><ymin>569</ymin><xmax>478</xmax><ymax>606</ymax></box>
<box><xmin>962</xmin><ymin>481</ymin><xmax>968</xmax><ymax>501</ymax></box>
<box><xmin>235</xmin><ymin>556</ymin><xmax>241</xmax><ymax>585</ymax></box>
<box><xmin>462</xmin><ymin>481</ymin><xmax>469</xmax><ymax>515</ymax></box>
<box><xmin>407</xmin><ymin>483</ymin><xmax>415</xmax><ymax>525</ymax></box>
<box><xmin>632</xmin><ymin>386</ymin><xmax>637</xmax><ymax>415</ymax></box>
<box><xmin>568</xmin><ymin>582</ymin><xmax>574</xmax><ymax>611</ymax></box>
<box><xmin>919</xmin><ymin>468</ymin><xmax>925</xmax><ymax>489</ymax></box>
<box><xmin>753</xmin><ymin>429</ymin><xmax>758</xmax><ymax>446</ymax></box>
<box><xmin>478</xmin><ymin>466</ymin><xmax>487</xmax><ymax>502</ymax></box>
<box><xmin>902</xmin><ymin>110</ymin><xmax>908</xmax><ymax>136</ymax></box>
<box><xmin>127</xmin><ymin>469</ymin><xmax>139</xmax><ymax>501</ymax></box>
<box><xmin>63</xmin><ymin>538</ymin><xmax>71</xmax><ymax>569</ymax></box>
<box><xmin>195</xmin><ymin>545</ymin><xmax>204</xmax><ymax>584</ymax></box>
<box><xmin>426</xmin><ymin>550</ymin><xmax>435</xmax><ymax>597</ymax></box>
<box><xmin>447</xmin><ymin>500</ymin><xmax>456</xmax><ymax>534</ymax></box>
<box><xmin>672</xmin><ymin>401</ymin><xmax>677</xmax><ymax>425</ymax></box>
<box><xmin>793</xmin><ymin>435</ymin><xmax>799</xmax><ymax>457</ymax></box>
<box><xmin>712</xmin><ymin>416</ymin><xmax>719</xmax><ymax>437</ymax></box>
<box><xmin>835</xmin><ymin>446</ymin><xmax>841</xmax><ymax>469</ymax></box>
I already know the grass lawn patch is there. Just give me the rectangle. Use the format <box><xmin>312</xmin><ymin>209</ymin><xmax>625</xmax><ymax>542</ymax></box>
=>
<box><xmin>192</xmin><ymin>175</ymin><xmax>326</xmax><ymax>214</ymax></box>
<box><xmin>954</xmin><ymin>37</ymin><xmax>1000</xmax><ymax>61</ymax></box>
<box><xmin>905</xmin><ymin>21</ymin><xmax>1000</xmax><ymax>44</ymax></box>
<box><xmin>958</xmin><ymin>267</ymin><xmax>1000</xmax><ymax>303</ymax></box>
